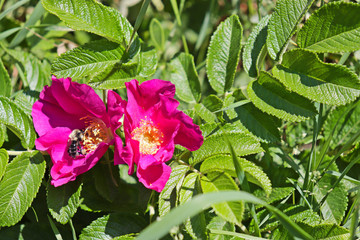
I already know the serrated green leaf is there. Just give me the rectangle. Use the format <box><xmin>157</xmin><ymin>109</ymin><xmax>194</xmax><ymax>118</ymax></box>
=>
<box><xmin>150</xmin><ymin>18</ymin><xmax>165</xmax><ymax>51</ymax></box>
<box><xmin>47</xmin><ymin>180</ymin><xmax>82</xmax><ymax>224</ymax></box>
<box><xmin>0</xmin><ymin>96</ymin><xmax>36</xmax><ymax>149</ymax></box>
<box><xmin>191</xmin><ymin>124</ymin><xmax>263</xmax><ymax>165</ymax></box>
<box><xmin>243</xmin><ymin>15</ymin><xmax>270</xmax><ymax>78</ymax></box>
<box><xmin>273</xmin><ymin>222</ymin><xmax>350</xmax><ymax>240</ymax></box>
<box><xmin>225</xmin><ymin>92</ymin><xmax>281</xmax><ymax>143</ymax></box>
<box><xmin>206</xmin><ymin>14</ymin><xmax>242</xmax><ymax>94</ymax></box>
<box><xmin>313</xmin><ymin>174</ymin><xmax>348</xmax><ymax>224</ymax></box>
<box><xmin>194</xmin><ymin>103</ymin><xmax>217</xmax><ymax>124</ymax></box>
<box><xmin>3</xmin><ymin>48</ymin><xmax>51</xmax><ymax>92</ymax></box>
<box><xmin>159</xmin><ymin>165</ymin><xmax>189</xmax><ymax>217</ymax></box>
<box><xmin>0</xmin><ymin>59</ymin><xmax>11</xmax><ymax>97</ymax></box>
<box><xmin>0</xmin><ymin>124</ymin><xmax>6</xmax><ymax>148</ymax></box>
<box><xmin>200</xmin><ymin>155</ymin><xmax>272</xmax><ymax>196</ymax></box>
<box><xmin>254</xmin><ymin>204</ymin><xmax>321</xmax><ymax>232</ymax></box>
<box><xmin>267</xmin><ymin>0</ymin><xmax>314</xmax><ymax>60</ymax></box>
<box><xmin>272</xmin><ymin>49</ymin><xmax>360</xmax><ymax>106</ymax></box>
<box><xmin>0</xmin><ymin>151</ymin><xmax>45</xmax><ymax>227</ymax></box>
<box><xmin>79</xmin><ymin>214</ymin><xmax>145</xmax><ymax>240</ymax></box>
<box><xmin>169</xmin><ymin>52</ymin><xmax>201</xmax><ymax>103</ymax></box>
<box><xmin>323</xmin><ymin>101</ymin><xmax>360</xmax><ymax>149</ymax></box>
<box><xmin>298</xmin><ymin>2</ymin><xmax>360</xmax><ymax>53</ymax></box>
<box><xmin>247</xmin><ymin>72</ymin><xmax>317</xmax><ymax>122</ymax></box>
<box><xmin>137</xmin><ymin>191</ymin><xmax>313</xmax><ymax>240</ymax></box>
<box><xmin>13</xmin><ymin>90</ymin><xmax>40</xmax><ymax>116</ymax></box>
<box><xmin>254</xmin><ymin>187</ymin><xmax>294</xmax><ymax>205</ymax></box>
<box><xmin>179</xmin><ymin>173</ymin><xmax>207</xmax><ymax>240</ymax></box>
<box><xmin>0</xmin><ymin>149</ymin><xmax>8</xmax><ymax>180</ymax></box>
<box><xmin>51</xmin><ymin>39</ymin><xmax>126</xmax><ymax>81</ymax></box>
<box><xmin>88</xmin><ymin>46</ymin><xmax>157</xmax><ymax>89</ymax></box>
<box><xmin>42</xmin><ymin>0</ymin><xmax>134</xmax><ymax>45</ymax></box>
<box><xmin>201</xmin><ymin>171</ymin><xmax>244</xmax><ymax>226</ymax></box>
<box><xmin>207</xmin><ymin>216</ymin><xmax>236</xmax><ymax>240</ymax></box>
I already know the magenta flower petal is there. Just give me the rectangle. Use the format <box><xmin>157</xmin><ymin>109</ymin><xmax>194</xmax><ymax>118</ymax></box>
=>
<box><xmin>32</xmin><ymin>76</ymin><xmax>125</xmax><ymax>187</ymax></box>
<box><xmin>117</xmin><ymin>79</ymin><xmax>203</xmax><ymax>192</ymax></box>
<box><xmin>136</xmin><ymin>155</ymin><xmax>172</xmax><ymax>192</ymax></box>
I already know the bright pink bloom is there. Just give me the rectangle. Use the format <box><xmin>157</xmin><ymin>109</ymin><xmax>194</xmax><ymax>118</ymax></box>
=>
<box><xmin>115</xmin><ymin>79</ymin><xmax>203</xmax><ymax>192</ymax></box>
<box><xmin>32</xmin><ymin>76</ymin><xmax>125</xmax><ymax>187</ymax></box>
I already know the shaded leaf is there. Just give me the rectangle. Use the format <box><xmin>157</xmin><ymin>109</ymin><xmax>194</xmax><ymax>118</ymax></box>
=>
<box><xmin>179</xmin><ymin>173</ymin><xmax>207</xmax><ymax>239</ymax></box>
<box><xmin>0</xmin><ymin>96</ymin><xmax>36</xmax><ymax>149</ymax></box>
<box><xmin>0</xmin><ymin>151</ymin><xmax>45</xmax><ymax>227</ymax></box>
<box><xmin>150</xmin><ymin>18</ymin><xmax>165</xmax><ymax>51</ymax></box>
<box><xmin>194</xmin><ymin>103</ymin><xmax>217</xmax><ymax>124</ymax></box>
<box><xmin>254</xmin><ymin>187</ymin><xmax>294</xmax><ymax>205</ymax></box>
<box><xmin>207</xmin><ymin>216</ymin><xmax>236</xmax><ymax>240</ymax></box>
<box><xmin>298</xmin><ymin>2</ymin><xmax>360</xmax><ymax>53</ymax></box>
<box><xmin>0</xmin><ymin>124</ymin><xmax>6</xmax><ymax>148</ymax></box>
<box><xmin>247</xmin><ymin>72</ymin><xmax>317</xmax><ymax>122</ymax></box>
<box><xmin>0</xmin><ymin>59</ymin><xmax>11</xmax><ymax>97</ymax></box>
<box><xmin>200</xmin><ymin>155</ymin><xmax>272</xmax><ymax>196</ymax></box>
<box><xmin>79</xmin><ymin>214</ymin><xmax>146</xmax><ymax>240</ymax></box>
<box><xmin>266</xmin><ymin>0</ymin><xmax>314</xmax><ymax>60</ymax></box>
<box><xmin>47</xmin><ymin>180</ymin><xmax>82</xmax><ymax>224</ymax></box>
<box><xmin>243</xmin><ymin>15</ymin><xmax>270</xmax><ymax>78</ymax></box>
<box><xmin>201</xmin><ymin>171</ymin><xmax>244</xmax><ymax>226</ymax></box>
<box><xmin>272</xmin><ymin>49</ymin><xmax>360</xmax><ymax>106</ymax></box>
<box><xmin>206</xmin><ymin>15</ymin><xmax>242</xmax><ymax>94</ymax></box>
<box><xmin>159</xmin><ymin>165</ymin><xmax>189</xmax><ymax>217</ymax></box>
<box><xmin>169</xmin><ymin>53</ymin><xmax>201</xmax><ymax>103</ymax></box>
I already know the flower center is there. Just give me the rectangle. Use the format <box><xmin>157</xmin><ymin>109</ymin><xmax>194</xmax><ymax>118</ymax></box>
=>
<box><xmin>81</xmin><ymin>118</ymin><xmax>113</xmax><ymax>154</ymax></box>
<box><xmin>131</xmin><ymin>117</ymin><xmax>164</xmax><ymax>155</ymax></box>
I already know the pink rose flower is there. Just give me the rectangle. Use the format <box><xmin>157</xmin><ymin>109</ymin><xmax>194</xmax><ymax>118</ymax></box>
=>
<box><xmin>115</xmin><ymin>79</ymin><xmax>203</xmax><ymax>192</ymax></box>
<box><xmin>32</xmin><ymin>76</ymin><xmax>125</xmax><ymax>187</ymax></box>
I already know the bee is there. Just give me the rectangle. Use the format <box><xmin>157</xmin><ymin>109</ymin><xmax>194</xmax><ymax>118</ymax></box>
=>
<box><xmin>67</xmin><ymin>129</ymin><xmax>85</xmax><ymax>158</ymax></box>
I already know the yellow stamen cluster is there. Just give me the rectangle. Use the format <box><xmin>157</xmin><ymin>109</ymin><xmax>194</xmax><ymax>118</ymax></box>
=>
<box><xmin>131</xmin><ymin>117</ymin><xmax>164</xmax><ymax>155</ymax></box>
<box><xmin>81</xmin><ymin>118</ymin><xmax>112</xmax><ymax>154</ymax></box>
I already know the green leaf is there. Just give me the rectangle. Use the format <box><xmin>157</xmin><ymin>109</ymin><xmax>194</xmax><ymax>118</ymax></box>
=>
<box><xmin>0</xmin><ymin>124</ymin><xmax>6</xmax><ymax>148</ymax></box>
<box><xmin>47</xmin><ymin>180</ymin><xmax>82</xmax><ymax>224</ymax></box>
<box><xmin>323</xmin><ymin>101</ymin><xmax>360</xmax><ymax>149</ymax></box>
<box><xmin>0</xmin><ymin>149</ymin><xmax>8</xmax><ymax>180</ymax></box>
<box><xmin>13</xmin><ymin>90</ymin><xmax>40</xmax><ymax>116</ymax></box>
<box><xmin>225</xmin><ymin>92</ymin><xmax>281</xmax><ymax>143</ymax></box>
<box><xmin>207</xmin><ymin>216</ymin><xmax>236</xmax><ymax>240</ymax></box>
<box><xmin>313</xmin><ymin>174</ymin><xmax>348</xmax><ymax>224</ymax></box>
<box><xmin>254</xmin><ymin>204</ymin><xmax>321</xmax><ymax>232</ymax></box>
<box><xmin>150</xmin><ymin>18</ymin><xmax>165</xmax><ymax>51</ymax></box>
<box><xmin>266</xmin><ymin>0</ymin><xmax>314</xmax><ymax>60</ymax></box>
<box><xmin>0</xmin><ymin>96</ymin><xmax>36</xmax><ymax>149</ymax></box>
<box><xmin>298</xmin><ymin>2</ymin><xmax>360</xmax><ymax>53</ymax></box>
<box><xmin>201</xmin><ymin>171</ymin><xmax>244</xmax><ymax>226</ymax></box>
<box><xmin>0</xmin><ymin>151</ymin><xmax>45</xmax><ymax>227</ymax></box>
<box><xmin>247</xmin><ymin>72</ymin><xmax>317</xmax><ymax>122</ymax></box>
<box><xmin>3</xmin><ymin>48</ymin><xmax>51</xmax><ymax>92</ymax></box>
<box><xmin>42</xmin><ymin>0</ymin><xmax>134</xmax><ymax>45</ymax></box>
<box><xmin>206</xmin><ymin>14</ymin><xmax>242</xmax><ymax>94</ymax></box>
<box><xmin>272</xmin><ymin>49</ymin><xmax>360</xmax><ymax>106</ymax></box>
<box><xmin>194</xmin><ymin>103</ymin><xmax>217</xmax><ymax>124</ymax></box>
<box><xmin>169</xmin><ymin>53</ymin><xmax>201</xmax><ymax>103</ymax></box>
<box><xmin>88</xmin><ymin>45</ymin><xmax>157</xmax><ymax>89</ymax></box>
<box><xmin>191</xmin><ymin>124</ymin><xmax>263</xmax><ymax>165</ymax></box>
<box><xmin>158</xmin><ymin>165</ymin><xmax>189</xmax><ymax>217</ymax></box>
<box><xmin>79</xmin><ymin>214</ymin><xmax>146</xmax><ymax>240</ymax></box>
<box><xmin>179</xmin><ymin>173</ymin><xmax>207</xmax><ymax>239</ymax></box>
<box><xmin>243</xmin><ymin>15</ymin><xmax>270</xmax><ymax>78</ymax></box>
<box><xmin>200</xmin><ymin>155</ymin><xmax>272</xmax><ymax>196</ymax></box>
<box><xmin>254</xmin><ymin>187</ymin><xmax>294</xmax><ymax>205</ymax></box>
<box><xmin>93</xmin><ymin>162</ymin><xmax>120</xmax><ymax>202</ymax></box>
<box><xmin>51</xmin><ymin>39</ymin><xmax>126</xmax><ymax>81</ymax></box>
<box><xmin>274</xmin><ymin>222</ymin><xmax>350</xmax><ymax>240</ymax></box>
<box><xmin>136</xmin><ymin>191</ymin><xmax>314</xmax><ymax>240</ymax></box>
<box><xmin>0</xmin><ymin>59</ymin><xmax>11</xmax><ymax>97</ymax></box>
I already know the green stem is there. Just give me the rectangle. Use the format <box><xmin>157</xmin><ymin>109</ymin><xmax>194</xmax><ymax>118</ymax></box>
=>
<box><xmin>7</xmin><ymin>150</ymin><xmax>36</xmax><ymax>155</ymax></box>
<box><xmin>170</xmin><ymin>0</ymin><xmax>189</xmax><ymax>54</ymax></box>
<box><xmin>69</xmin><ymin>219</ymin><xmax>77</xmax><ymax>240</ymax></box>
<box><xmin>257</xmin><ymin>0</ymin><xmax>262</xmax><ymax>20</ymax></box>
